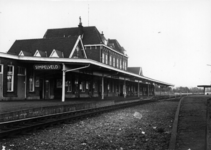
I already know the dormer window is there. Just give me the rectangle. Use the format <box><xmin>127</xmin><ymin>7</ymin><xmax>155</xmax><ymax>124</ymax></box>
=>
<box><xmin>34</xmin><ymin>50</ymin><xmax>41</xmax><ymax>57</ymax></box>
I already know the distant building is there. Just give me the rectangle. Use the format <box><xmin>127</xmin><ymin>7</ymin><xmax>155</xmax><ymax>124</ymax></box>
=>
<box><xmin>0</xmin><ymin>18</ymin><xmax>172</xmax><ymax>101</ymax></box>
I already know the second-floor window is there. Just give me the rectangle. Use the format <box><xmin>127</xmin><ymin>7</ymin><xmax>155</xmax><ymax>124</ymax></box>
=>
<box><xmin>120</xmin><ymin>59</ymin><xmax>122</xmax><ymax>69</ymax></box>
<box><xmin>109</xmin><ymin>55</ymin><xmax>112</xmax><ymax>66</ymax></box>
<box><xmin>113</xmin><ymin>57</ymin><xmax>115</xmax><ymax>67</ymax></box>
<box><xmin>117</xmin><ymin>58</ymin><xmax>119</xmax><ymax>68</ymax></box>
<box><xmin>123</xmin><ymin>60</ymin><xmax>125</xmax><ymax>70</ymax></box>
<box><xmin>105</xmin><ymin>54</ymin><xmax>108</xmax><ymax>64</ymax></box>
<box><xmin>102</xmin><ymin>53</ymin><xmax>105</xmax><ymax>63</ymax></box>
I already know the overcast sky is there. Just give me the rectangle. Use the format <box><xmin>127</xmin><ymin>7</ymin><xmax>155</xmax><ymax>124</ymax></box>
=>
<box><xmin>0</xmin><ymin>0</ymin><xmax>211</xmax><ymax>87</ymax></box>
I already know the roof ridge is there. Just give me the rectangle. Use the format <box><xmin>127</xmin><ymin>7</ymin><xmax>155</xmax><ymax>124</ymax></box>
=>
<box><xmin>15</xmin><ymin>37</ymin><xmax>78</xmax><ymax>41</ymax></box>
<box><xmin>46</xmin><ymin>26</ymin><xmax>96</xmax><ymax>31</ymax></box>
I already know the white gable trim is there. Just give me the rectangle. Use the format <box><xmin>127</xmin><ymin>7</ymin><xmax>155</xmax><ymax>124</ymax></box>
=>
<box><xmin>50</xmin><ymin>49</ymin><xmax>59</xmax><ymax>58</ymax></box>
<box><xmin>69</xmin><ymin>36</ymin><xmax>87</xmax><ymax>59</ymax></box>
<box><xmin>79</xmin><ymin>36</ymin><xmax>87</xmax><ymax>58</ymax></box>
<box><xmin>140</xmin><ymin>69</ymin><xmax>143</xmax><ymax>76</ymax></box>
<box><xmin>19</xmin><ymin>50</ymin><xmax>24</xmax><ymax>56</ymax></box>
<box><xmin>34</xmin><ymin>50</ymin><xmax>41</xmax><ymax>57</ymax></box>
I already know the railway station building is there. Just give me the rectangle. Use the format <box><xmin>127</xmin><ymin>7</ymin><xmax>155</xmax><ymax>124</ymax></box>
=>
<box><xmin>0</xmin><ymin>18</ymin><xmax>172</xmax><ymax>101</ymax></box>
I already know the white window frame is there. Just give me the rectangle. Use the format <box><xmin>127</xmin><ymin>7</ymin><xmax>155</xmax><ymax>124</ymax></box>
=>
<box><xmin>0</xmin><ymin>64</ymin><xmax>3</xmax><ymax>74</ymax></box>
<box><xmin>109</xmin><ymin>55</ymin><xmax>112</xmax><ymax>66</ymax></box>
<box><xmin>7</xmin><ymin>65</ymin><xmax>14</xmax><ymax>92</ymax></box>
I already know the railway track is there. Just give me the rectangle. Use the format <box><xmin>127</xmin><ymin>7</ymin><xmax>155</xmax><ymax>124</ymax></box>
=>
<box><xmin>169</xmin><ymin>95</ymin><xmax>211</xmax><ymax>150</ymax></box>
<box><xmin>0</xmin><ymin>97</ymin><xmax>180</xmax><ymax>139</ymax></box>
<box><xmin>0</xmin><ymin>99</ymin><xmax>151</xmax><ymax>139</ymax></box>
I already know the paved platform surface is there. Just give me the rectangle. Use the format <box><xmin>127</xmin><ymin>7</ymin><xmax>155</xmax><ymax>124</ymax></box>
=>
<box><xmin>0</xmin><ymin>97</ymin><xmax>144</xmax><ymax>114</ymax></box>
<box><xmin>176</xmin><ymin>95</ymin><xmax>211</xmax><ymax>150</ymax></box>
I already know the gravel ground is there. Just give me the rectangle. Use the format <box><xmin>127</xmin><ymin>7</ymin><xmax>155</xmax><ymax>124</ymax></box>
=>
<box><xmin>0</xmin><ymin>100</ymin><xmax>178</xmax><ymax>150</ymax></box>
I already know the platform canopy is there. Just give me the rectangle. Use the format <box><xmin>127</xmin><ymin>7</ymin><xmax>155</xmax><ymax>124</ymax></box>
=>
<box><xmin>197</xmin><ymin>85</ymin><xmax>211</xmax><ymax>88</ymax></box>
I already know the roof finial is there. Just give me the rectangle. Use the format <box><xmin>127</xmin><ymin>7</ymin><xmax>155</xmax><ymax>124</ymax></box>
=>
<box><xmin>79</xmin><ymin>16</ymin><xmax>82</xmax><ymax>24</ymax></box>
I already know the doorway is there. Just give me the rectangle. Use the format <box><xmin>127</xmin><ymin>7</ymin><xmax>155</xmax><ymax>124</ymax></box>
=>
<box><xmin>39</xmin><ymin>79</ymin><xmax>50</xmax><ymax>99</ymax></box>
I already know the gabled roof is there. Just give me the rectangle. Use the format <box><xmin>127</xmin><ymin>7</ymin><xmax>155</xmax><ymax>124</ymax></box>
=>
<box><xmin>19</xmin><ymin>50</ymin><xmax>32</xmax><ymax>56</ymax></box>
<box><xmin>127</xmin><ymin>67</ymin><xmax>143</xmax><ymax>76</ymax></box>
<box><xmin>43</xmin><ymin>26</ymin><xmax>103</xmax><ymax>45</ymax></box>
<box><xmin>7</xmin><ymin>37</ymin><xmax>79</xmax><ymax>58</ymax></box>
<box><xmin>107</xmin><ymin>39</ymin><xmax>124</xmax><ymax>54</ymax></box>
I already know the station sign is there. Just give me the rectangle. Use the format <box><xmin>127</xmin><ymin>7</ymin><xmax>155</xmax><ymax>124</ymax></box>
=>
<box><xmin>34</xmin><ymin>64</ymin><xmax>61</xmax><ymax>70</ymax></box>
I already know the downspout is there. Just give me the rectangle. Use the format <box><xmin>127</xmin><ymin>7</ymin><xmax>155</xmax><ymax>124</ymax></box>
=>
<box><xmin>62</xmin><ymin>63</ymin><xmax>90</xmax><ymax>102</ymax></box>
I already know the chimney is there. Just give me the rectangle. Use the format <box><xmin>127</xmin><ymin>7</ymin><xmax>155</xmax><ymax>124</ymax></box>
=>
<box><xmin>78</xmin><ymin>16</ymin><xmax>83</xmax><ymax>36</ymax></box>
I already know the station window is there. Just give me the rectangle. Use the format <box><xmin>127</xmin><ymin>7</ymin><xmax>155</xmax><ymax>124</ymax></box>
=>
<box><xmin>0</xmin><ymin>64</ymin><xmax>3</xmax><ymax>74</ymax></box>
<box><xmin>7</xmin><ymin>65</ymin><xmax>14</xmax><ymax>92</ymax></box>
<box><xmin>94</xmin><ymin>82</ymin><xmax>98</xmax><ymax>92</ymax></box>
<box><xmin>86</xmin><ymin>82</ymin><xmax>89</xmax><ymax>90</ymax></box>
<box><xmin>123</xmin><ymin>61</ymin><xmax>125</xmax><ymax>70</ymax></box>
<box><xmin>102</xmin><ymin>53</ymin><xmax>105</xmax><ymax>63</ymax></box>
<box><xmin>67</xmin><ymin>81</ymin><xmax>72</xmax><ymax>92</ymax></box>
<box><xmin>18</xmin><ymin>66</ymin><xmax>25</xmax><ymax>75</ymax></box>
<box><xmin>113</xmin><ymin>57</ymin><xmax>115</xmax><ymax>67</ymax></box>
<box><xmin>109</xmin><ymin>55</ymin><xmax>112</xmax><ymax>66</ymax></box>
<box><xmin>57</xmin><ymin>79</ymin><xmax>62</xmax><ymax>88</ymax></box>
<box><xmin>81</xmin><ymin>81</ymin><xmax>85</xmax><ymax>92</ymax></box>
<box><xmin>29</xmin><ymin>75</ymin><xmax>35</xmax><ymax>92</ymax></box>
